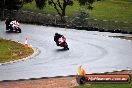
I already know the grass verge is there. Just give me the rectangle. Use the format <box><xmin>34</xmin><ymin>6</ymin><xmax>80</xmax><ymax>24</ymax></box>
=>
<box><xmin>109</xmin><ymin>36</ymin><xmax>132</xmax><ymax>40</ymax></box>
<box><xmin>90</xmin><ymin>0</ymin><xmax>132</xmax><ymax>23</ymax></box>
<box><xmin>0</xmin><ymin>38</ymin><xmax>33</xmax><ymax>63</ymax></box>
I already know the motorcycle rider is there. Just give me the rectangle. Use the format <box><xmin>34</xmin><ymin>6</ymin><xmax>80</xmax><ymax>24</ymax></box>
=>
<box><xmin>5</xmin><ymin>18</ymin><xmax>12</xmax><ymax>30</ymax></box>
<box><xmin>54</xmin><ymin>33</ymin><xmax>63</xmax><ymax>46</ymax></box>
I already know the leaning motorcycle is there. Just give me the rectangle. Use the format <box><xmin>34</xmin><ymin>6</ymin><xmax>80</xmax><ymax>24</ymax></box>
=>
<box><xmin>58</xmin><ymin>36</ymin><xmax>69</xmax><ymax>50</ymax></box>
<box><xmin>7</xmin><ymin>20</ymin><xmax>21</xmax><ymax>33</ymax></box>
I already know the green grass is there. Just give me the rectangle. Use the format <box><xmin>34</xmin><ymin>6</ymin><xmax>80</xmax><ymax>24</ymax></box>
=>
<box><xmin>22</xmin><ymin>0</ymin><xmax>132</xmax><ymax>23</ymax></box>
<box><xmin>90</xmin><ymin>0</ymin><xmax>132</xmax><ymax>23</ymax></box>
<box><xmin>74</xmin><ymin>75</ymin><xmax>132</xmax><ymax>88</ymax></box>
<box><xmin>0</xmin><ymin>38</ymin><xmax>33</xmax><ymax>63</ymax></box>
<box><xmin>74</xmin><ymin>83</ymin><xmax>132</xmax><ymax>88</ymax></box>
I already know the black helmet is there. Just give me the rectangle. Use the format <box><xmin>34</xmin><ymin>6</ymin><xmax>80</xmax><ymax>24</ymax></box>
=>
<box><xmin>55</xmin><ymin>33</ymin><xmax>58</xmax><ymax>36</ymax></box>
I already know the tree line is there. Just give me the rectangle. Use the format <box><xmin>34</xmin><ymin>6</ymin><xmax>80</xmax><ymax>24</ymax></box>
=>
<box><xmin>0</xmin><ymin>0</ymin><xmax>101</xmax><ymax>21</ymax></box>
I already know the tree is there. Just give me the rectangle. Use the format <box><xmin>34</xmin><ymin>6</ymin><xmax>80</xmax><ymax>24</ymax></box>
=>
<box><xmin>34</xmin><ymin>0</ymin><xmax>95</xmax><ymax>22</ymax></box>
<box><xmin>48</xmin><ymin>0</ymin><xmax>73</xmax><ymax>21</ymax></box>
<box><xmin>35</xmin><ymin>0</ymin><xmax>47</xmax><ymax>9</ymax></box>
<box><xmin>0</xmin><ymin>0</ymin><xmax>33</xmax><ymax>10</ymax></box>
<box><xmin>78</xmin><ymin>0</ymin><xmax>95</xmax><ymax>9</ymax></box>
<box><xmin>0</xmin><ymin>0</ymin><xmax>95</xmax><ymax>21</ymax></box>
<box><xmin>0</xmin><ymin>0</ymin><xmax>33</xmax><ymax>19</ymax></box>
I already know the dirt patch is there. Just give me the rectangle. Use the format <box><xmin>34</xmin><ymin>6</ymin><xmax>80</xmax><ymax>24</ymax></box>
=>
<box><xmin>0</xmin><ymin>76</ymin><xmax>77</xmax><ymax>88</ymax></box>
<box><xmin>0</xmin><ymin>70</ymin><xmax>132</xmax><ymax>88</ymax></box>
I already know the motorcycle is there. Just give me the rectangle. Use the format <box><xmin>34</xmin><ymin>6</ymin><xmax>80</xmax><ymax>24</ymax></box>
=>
<box><xmin>58</xmin><ymin>36</ymin><xmax>69</xmax><ymax>50</ymax></box>
<box><xmin>6</xmin><ymin>20</ymin><xmax>21</xmax><ymax>33</ymax></box>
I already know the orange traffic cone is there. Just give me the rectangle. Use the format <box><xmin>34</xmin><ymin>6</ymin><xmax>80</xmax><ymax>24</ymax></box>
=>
<box><xmin>77</xmin><ymin>65</ymin><xmax>86</xmax><ymax>76</ymax></box>
<box><xmin>23</xmin><ymin>38</ymin><xmax>29</xmax><ymax>47</ymax></box>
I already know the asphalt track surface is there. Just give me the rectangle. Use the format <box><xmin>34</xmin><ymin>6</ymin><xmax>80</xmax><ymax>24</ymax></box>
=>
<box><xmin>0</xmin><ymin>21</ymin><xmax>132</xmax><ymax>81</ymax></box>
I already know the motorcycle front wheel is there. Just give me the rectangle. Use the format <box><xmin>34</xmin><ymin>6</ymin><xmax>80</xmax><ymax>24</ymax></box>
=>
<box><xmin>64</xmin><ymin>43</ymin><xmax>69</xmax><ymax>50</ymax></box>
<box><xmin>16</xmin><ymin>27</ymin><xmax>21</xmax><ymax>33</ymax></box>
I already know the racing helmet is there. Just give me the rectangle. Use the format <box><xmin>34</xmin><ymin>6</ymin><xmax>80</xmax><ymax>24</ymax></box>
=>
<box><xmin>55</xmin><ymin>33</ymin><xmax>59</xmax><ymax>36</ymax></box>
